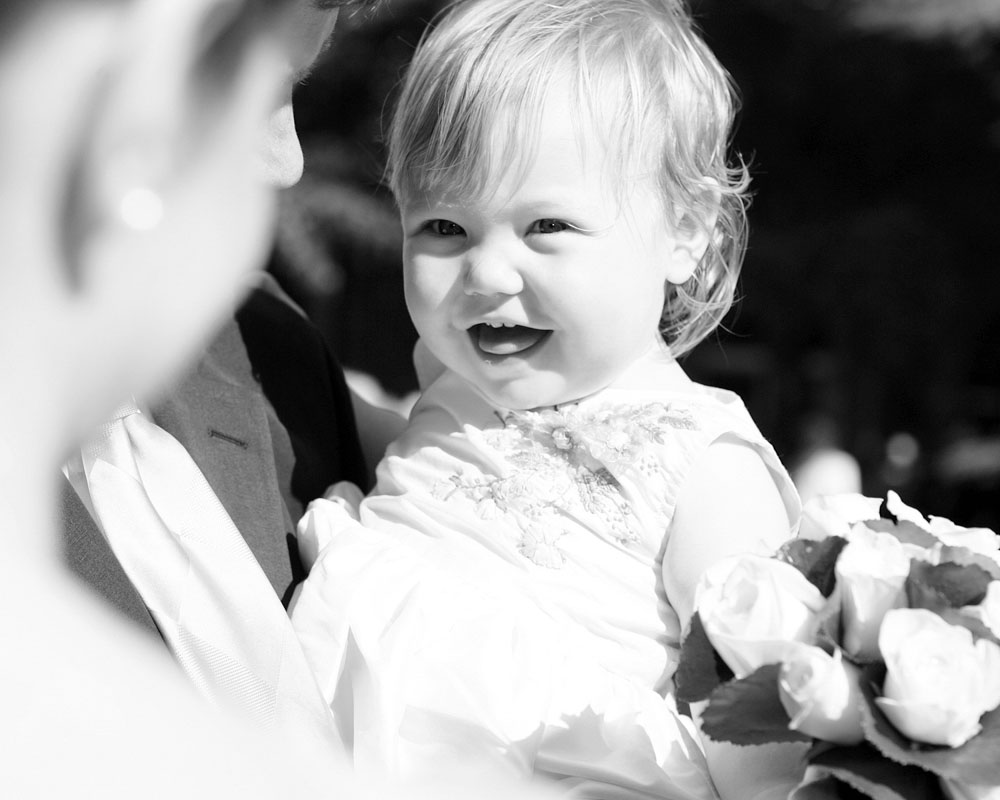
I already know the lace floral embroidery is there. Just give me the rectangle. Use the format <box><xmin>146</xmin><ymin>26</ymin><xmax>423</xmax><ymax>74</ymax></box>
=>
<box><xmin>433</xmin><ymin>402</ymin><xmax>699</xmax><ymax>568</ymax></box>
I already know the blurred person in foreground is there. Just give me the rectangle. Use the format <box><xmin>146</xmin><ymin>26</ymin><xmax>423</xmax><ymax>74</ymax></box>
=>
<box><xmin>0</xmin><ymin>0</ymin><xmax>356</xmax><ymax>793</ymax></box>
<box><xmin>57</xmin><ymin>0</ymin><xmax>405</xmax><ymax>750</ymax></box>
<box><xmin>61</xmin><ymin>0</ymin><xmax>377</xmax><ymax>641</ymax></box>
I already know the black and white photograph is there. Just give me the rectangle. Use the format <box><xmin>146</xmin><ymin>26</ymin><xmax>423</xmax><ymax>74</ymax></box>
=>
<box><xmin>2</xmin><ymin>0</ymin><xmax>998</xmax><ymax>797</ymax></box>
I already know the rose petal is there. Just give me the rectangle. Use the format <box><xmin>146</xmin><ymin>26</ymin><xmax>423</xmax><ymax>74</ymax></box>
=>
<box><xmin>878</xmin><ymin>609</ymin><xmax>1000</xmax><ymax>747</ymax></box>
<box><xmin>696</xmin><ymin>555</ymin><xmax>825</xmax><ymax>678</ymax></box>
<box><xmin>778</xmin><ymin>644</ymin><xmax>865</xmax><ymax>744</ymax></box>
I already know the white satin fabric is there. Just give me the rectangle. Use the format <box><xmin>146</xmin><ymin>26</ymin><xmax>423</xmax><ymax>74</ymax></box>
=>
<box><xmin>77</xmin><ymin>403</ymin><xmax>341</xmax><ymax>760</ymax></box>
<box><xmin>291</xmin><ymin>349</ymin><xmax>799</xmax><ymax>798</ymax></box>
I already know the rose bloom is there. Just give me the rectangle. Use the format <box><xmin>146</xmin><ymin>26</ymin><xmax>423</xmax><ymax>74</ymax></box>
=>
<box><xmin>835</xmin><ymin>527</ymin><xmax>911</xmax><ymax>662</ymax></box>
<box><xmin>924</xmin><ymin>517</ymin><xmax>1000</xmax><ymax>566</ymax></box>
<box><xmin>799</xmin><ymin>492</ymin><xmax>1000</xmax><ymax>565</ymax></box>
<box><xmin>876</xmin><ymin>608</ymin><xmax>1000</xmax><ymax>747</ymax></box>
<box><xmin>695</xmin><ymin>555</ymin><xmax>826</xmax><ymax>678</ymax></box>
<box><xmin>797</xmin><ymin>494</ymin><xmax>883</xmax><ymax>541</ymax></box>
<box><xmin>778</xmin><ymin>643</ymin><xmax>865</xmax><ymax>744</ymax></box>
<box><xmin>877</xmin><ymin>493</ymin><xmax>999</xmax><ymax>565</ymax></box>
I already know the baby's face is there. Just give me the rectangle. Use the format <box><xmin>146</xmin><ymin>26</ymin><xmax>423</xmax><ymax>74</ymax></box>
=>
<box><xmin>400</xmin><ymin>93</ymin><xmax>696</xmax><ymax>411</ymax></box>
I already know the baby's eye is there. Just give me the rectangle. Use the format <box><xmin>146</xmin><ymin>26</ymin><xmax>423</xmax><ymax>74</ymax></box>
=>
<box><xmin>528</xmin><ymin>219</ymin><xmax>571</xmax><ymax>234</ymax></box>
<box><xmin>424</xmin><ymin>219</ymin><xmax>465</xmax><ymax>237</ymax></box>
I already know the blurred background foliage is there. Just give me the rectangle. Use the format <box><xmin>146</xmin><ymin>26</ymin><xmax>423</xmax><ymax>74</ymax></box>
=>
<box><xmin>270</xmin><ymin>0</ymin><xmax>1000</xmax><ymax>526</ymax></box>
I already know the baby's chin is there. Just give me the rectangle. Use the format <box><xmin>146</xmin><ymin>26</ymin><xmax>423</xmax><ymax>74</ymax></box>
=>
<box><xmin>470</xmin><ymin>375</ymin><xmax>609</xmax><ymax>413</ymax></box>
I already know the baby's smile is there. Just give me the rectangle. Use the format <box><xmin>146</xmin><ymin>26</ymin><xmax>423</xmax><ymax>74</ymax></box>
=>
<box><xmin>469</xmin><ymin>322</ymin><xmax>551</xmax><ymax>357</ymax></box>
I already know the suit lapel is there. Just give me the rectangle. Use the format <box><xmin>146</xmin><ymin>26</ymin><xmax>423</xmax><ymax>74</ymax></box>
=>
<box><xmin>153</xmin><ymin>317</ymin><xmax>295</xmax><ymax>601</ymax></box>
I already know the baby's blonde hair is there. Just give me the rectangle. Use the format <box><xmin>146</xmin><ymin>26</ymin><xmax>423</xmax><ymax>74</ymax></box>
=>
<box><xmin>387</xmin><ymin>0</ymin><xmax>750</xmax><ymax>357</ymax></box>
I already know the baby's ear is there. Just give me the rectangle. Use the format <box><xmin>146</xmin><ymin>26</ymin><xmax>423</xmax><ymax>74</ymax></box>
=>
<box><xmin>663</xmin><ymin>179</ymin><xmax>722</xmax><ymax>286</ymax></box>
<box><xmin>62</xmin><ymin>0</ymin><xmax>283</xmax><ymax>294</ymax></box>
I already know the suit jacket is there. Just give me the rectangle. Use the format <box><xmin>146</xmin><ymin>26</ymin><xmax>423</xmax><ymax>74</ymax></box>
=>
<box><xmin>61</xmin><ymin>275</ymin><xmax>367</xmax><ymax>636</ymax></box>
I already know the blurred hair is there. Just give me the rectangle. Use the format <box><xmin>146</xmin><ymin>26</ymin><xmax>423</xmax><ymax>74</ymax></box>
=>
<box><xmin>387</xmin><ymin>0</ymin><xmax>750</xmax><ymax>358</ymax></box>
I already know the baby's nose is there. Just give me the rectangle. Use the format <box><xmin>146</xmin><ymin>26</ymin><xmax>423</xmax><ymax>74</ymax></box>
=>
<box><xmin>462</xmin><ymin>245</ymin><xmax>524</xmax><ymax>297</ymax></box>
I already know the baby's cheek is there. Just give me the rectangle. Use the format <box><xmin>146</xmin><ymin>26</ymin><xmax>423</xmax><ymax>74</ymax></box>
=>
<box><xmin>402</xmin><ymin>262</ymin><xmax>433</xmax><ymax>314</ymax></box>
<box><xmin>406</xmin><ymin>261</ymin><xmax>459</xmax><ymax>317</ymax></box>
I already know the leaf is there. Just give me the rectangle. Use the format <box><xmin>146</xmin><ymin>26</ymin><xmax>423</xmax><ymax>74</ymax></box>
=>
<box><xmin>904</xmin><ymin>564</ymin><xmax>1000</xmax><ymax>646</ymax></box>
<box><xmin>938</xmin><ymin>546</ymin><xmax>1000</xmax><ymax>581</ymax></box>
<box><xmin>807</xmin><ymin>742</ymin><xmax>947</xmax><ymax>800</ymax></box>
<box><xmin>779</xmin><ymin>536</ymin><xmax>850</xmax><ymax>597</ymax></box>
<box><xmin>675</xmin><ymin>612</ymin><xmax>734</xmax><ymax>704</ymax></box>
<box><xmin>699</xmin><ymin>663</ymin><xmax>812</xmax><ymax>746</ymax></box>
<box><xmin>814</xmin><ymin>583</ymin><xmax>845</xmax><ymax>655</ymax></box>
<box><xmin>789</xmin><ymin>771</ymin><xmax>870</xmax><ymax>800</ymax></box>
<box><xmin>858</xmin><ymin>663</ymin><xmax>1000</xmax><ymax>785</ymax></box>
<box><xmin>933</xmin><ymin>608</ymin><xmax>1000</xmax><ymax>647</ymax></box>
<box><xmin>790</xmin><ymin>771</ymin><xmax>894</xmax><ymax>800</ymax></box>
<box><xmin>904</xmin><ymin>577</ymin><xmax>950</xmax><ymax>615</ymax></box>
<box><xmin>908</xmin><ymin>560</ymin><xmax>993</xmax><ymax>608</ymax></box>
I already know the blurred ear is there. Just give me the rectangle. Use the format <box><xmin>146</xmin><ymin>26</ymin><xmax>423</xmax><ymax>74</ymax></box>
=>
<box><xmin>62</xmin><ymin>0</ymin><xmax>284</xmax><ymax>291</ymax></box>
<box><xmin>663</xmin><ymin>180</ymin><xmax>722</xmax><ymax>286</ymax></box>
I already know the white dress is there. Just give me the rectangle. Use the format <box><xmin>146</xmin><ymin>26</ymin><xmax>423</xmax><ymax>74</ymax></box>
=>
<box><xmin>290</xmin><ymin>349</ymin><xmax>800</xmax><ymax>798</ymax></box>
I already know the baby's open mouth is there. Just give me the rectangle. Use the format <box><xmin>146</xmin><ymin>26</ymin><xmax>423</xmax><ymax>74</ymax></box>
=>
<box><xmin>470</xmin><ymin>323</ymin><xmax>550</xmax><ymax>356</ymax></box>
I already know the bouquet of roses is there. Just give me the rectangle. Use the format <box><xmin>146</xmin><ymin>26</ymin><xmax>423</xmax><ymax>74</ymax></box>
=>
<box><xmin>676</xmin><ymin>492</ymin><xmax>1000</xmax><ymax>800</ymax></box>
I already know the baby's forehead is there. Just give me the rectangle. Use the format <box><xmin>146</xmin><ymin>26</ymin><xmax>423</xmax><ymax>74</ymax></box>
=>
<box><xmin>404</xmin><ymin>103</ymin><xmax>646</xmax><ymax>197</ymax></box>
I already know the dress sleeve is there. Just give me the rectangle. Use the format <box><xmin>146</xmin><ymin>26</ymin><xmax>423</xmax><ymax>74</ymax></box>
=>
<box><xmin>648</xmin><ymin>389</ymin><xmax>801</xmax><ymax>549</ymax></box>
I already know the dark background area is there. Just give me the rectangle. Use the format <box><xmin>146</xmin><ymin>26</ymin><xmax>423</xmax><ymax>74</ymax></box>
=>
<box><xmin>271</xmin><ymin>0</ymin><xmax>1000</xmax><ymax>528</ymax></box>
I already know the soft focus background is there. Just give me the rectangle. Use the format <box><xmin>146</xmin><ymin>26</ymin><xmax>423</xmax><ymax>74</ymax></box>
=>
<box><xmin>269</xmin><ymin>0</ymin><xmax>1000</xmax><ymax>528</ymax></box>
